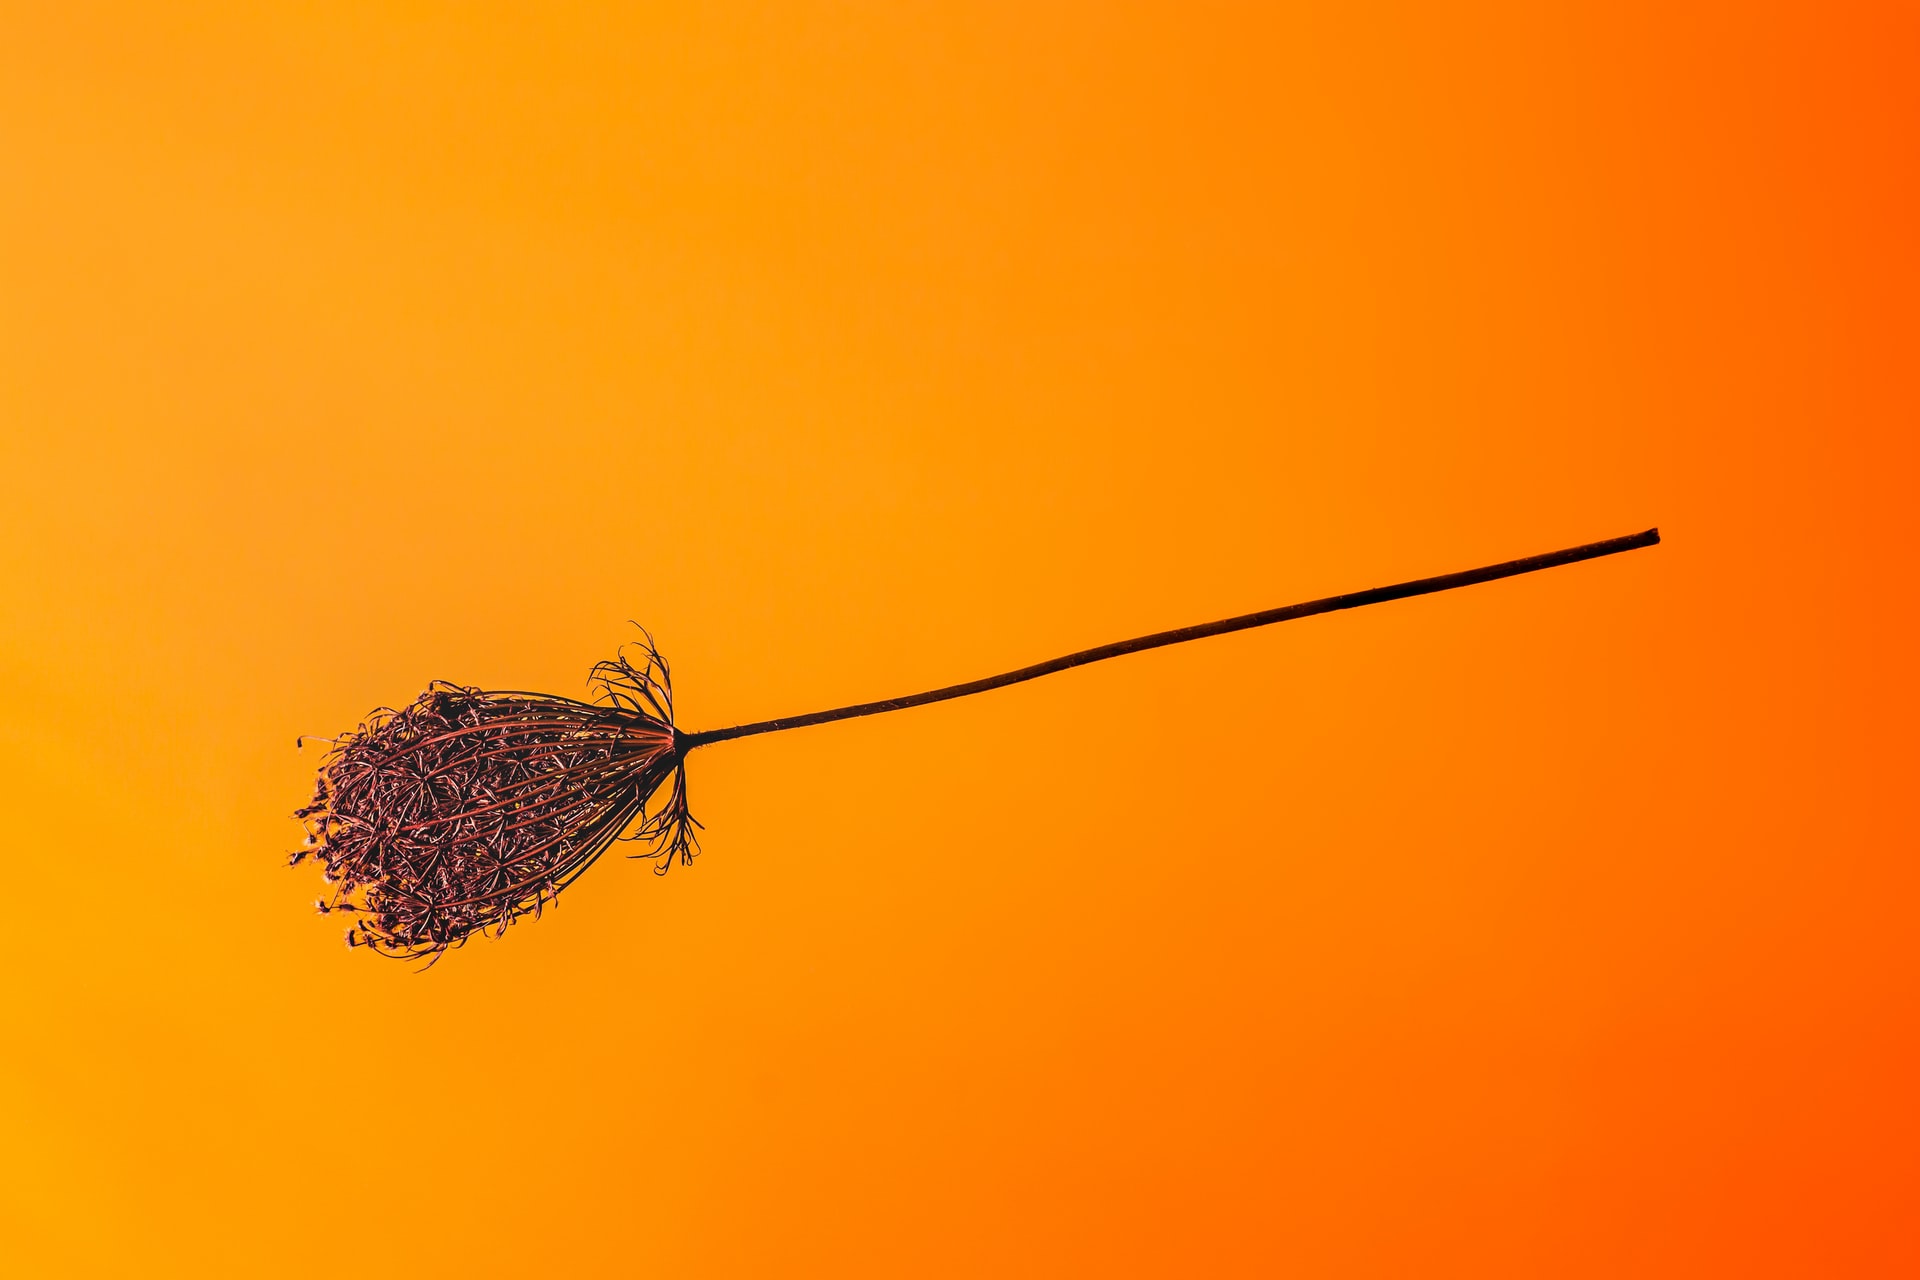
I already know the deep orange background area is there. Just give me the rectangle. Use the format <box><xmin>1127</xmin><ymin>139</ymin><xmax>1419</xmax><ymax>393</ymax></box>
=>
<box><xmin>2</xmin><ymin>3</ymin><xmax>1915</xmax><ymax>1275</ymax></box>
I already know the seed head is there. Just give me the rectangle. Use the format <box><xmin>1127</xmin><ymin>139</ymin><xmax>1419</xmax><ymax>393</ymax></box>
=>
<box><xmin>293</xmin><ymin>639</ymin><xmax>699</xmax><ymax>962</ymax></box>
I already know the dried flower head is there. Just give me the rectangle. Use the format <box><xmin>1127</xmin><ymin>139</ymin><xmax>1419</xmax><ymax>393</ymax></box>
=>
<box><xmin>291</xmin><ymin>637</ymin><xmax>699</xmax><ymax>962</ymax></box>
<box><xmin>290</xmin><ymin>529</ymin><xmax>1660</xmax><ymax>964</ymax></box>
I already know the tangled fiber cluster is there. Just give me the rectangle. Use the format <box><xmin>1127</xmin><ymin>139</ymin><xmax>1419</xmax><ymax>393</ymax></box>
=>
<box><xmin>292</xmin><ymin>640</ymin><xmax>699</xmax><ymax>962</ymax></box>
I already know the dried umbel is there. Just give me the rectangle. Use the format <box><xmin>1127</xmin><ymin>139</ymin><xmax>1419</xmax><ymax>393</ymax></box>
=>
<box><xmin>294</xmin><ymin>529</ymin><xmax>1660</xmax><ymax>962</ymax></box>
<box><xmin>292</xmin><ymin>642</ymin><xmax>698</xmax><ymax>960</ymax></box>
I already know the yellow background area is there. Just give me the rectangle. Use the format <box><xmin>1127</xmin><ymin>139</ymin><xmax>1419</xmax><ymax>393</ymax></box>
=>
<box><xmin>2</xmin><ymin>4</ymin><xmax>1914</xmax><ymax>1275</ymax></box>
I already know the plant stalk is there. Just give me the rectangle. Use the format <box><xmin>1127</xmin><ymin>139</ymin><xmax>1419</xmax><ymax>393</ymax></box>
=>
<box><xmin>677</xmin><ymin>527</ymin><xmax>1659</xmax><ymax>751</ymax></box>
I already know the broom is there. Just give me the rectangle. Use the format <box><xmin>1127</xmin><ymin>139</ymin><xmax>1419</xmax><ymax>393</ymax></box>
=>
<box><xmin>292</xmin><ymin>528</ymin><xmax>1659</xmax><ymax>961</ymax></box>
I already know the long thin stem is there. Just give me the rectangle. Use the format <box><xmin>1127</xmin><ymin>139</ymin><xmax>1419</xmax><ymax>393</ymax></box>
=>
<box><xmin>678</xmin><ymin>527</ymin><xmax>1660</xmax><ymax>751</ymax></box>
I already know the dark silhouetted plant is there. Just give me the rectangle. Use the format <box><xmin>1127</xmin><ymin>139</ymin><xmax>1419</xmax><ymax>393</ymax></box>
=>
<box><xmin>293</xmin><ymin>528</ymin><xmax>1659</xmax><ymax>962</ymax></box>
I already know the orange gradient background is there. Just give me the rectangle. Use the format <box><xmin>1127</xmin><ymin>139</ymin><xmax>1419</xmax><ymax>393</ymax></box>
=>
<box><xmin>2</xmin><ymin>3</ymin><xmax>1915</xmax><ymax>1275</ymax></box>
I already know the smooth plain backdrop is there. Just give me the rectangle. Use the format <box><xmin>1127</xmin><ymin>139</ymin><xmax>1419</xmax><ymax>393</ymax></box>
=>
<box><xmin>2</xmin><ymin>3</ymin><xmax>1914</xmax><ymax>1276</ymax></box>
